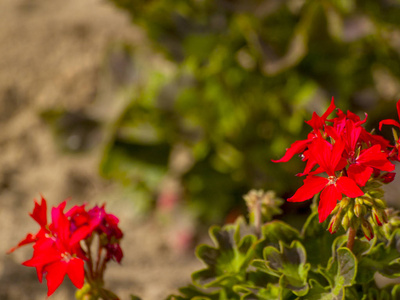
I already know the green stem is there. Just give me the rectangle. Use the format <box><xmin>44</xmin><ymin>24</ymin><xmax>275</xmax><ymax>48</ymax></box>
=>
<box><xmin>254</xmin><ymin>196</ymin><xmax>262</xmax><ymax>238</ymax></box>
<box><xmin>85</xmin><ymin>240</ymin><xmax>95</xmax><ymax>281</ymax></box>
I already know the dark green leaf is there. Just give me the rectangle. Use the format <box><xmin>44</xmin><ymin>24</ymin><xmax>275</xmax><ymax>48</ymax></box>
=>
<box><xmin>301</xmin><ymin>213</ymin><xmax>342</xmax><ymax>268</ymax></box>
<box><xmin>193</xmin><ymin>222</ymin><xmax>256</xmax><ymax>288</ymax></box>
<box><xmin>256</xmin><ymin>221</ymin><xmax>300</xmax><ymax>257</ymax></box>
<box><xmin>260</xmin><ymin>241</ymin><xmax>310</xmax><ymax>296</ymax></box>
<box><xmin>317</xmin><ymin>247</ymin><xmax>357</xmax><ymax>299</ymax></box>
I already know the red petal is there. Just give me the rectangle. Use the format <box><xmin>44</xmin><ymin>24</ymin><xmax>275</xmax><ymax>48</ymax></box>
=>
<box><xmin>379</xmin><ymin>119</ymin><xmax>400</xmax><ymax>130</ymax></box>
<box><xmin>344</xmin><ymin>120</ymin><xmax>362</xmax><ymax>152</ymax></box>
<box><xmin>357</xmin><ymin>145</ymin><xmax>395</xmax><ymax>171</ymax></box>
<box><xmin>272</xmin><ymin>138</ymin><xmax>311</xmax><ymax>163</ymax></box>
<box><xmin>67</xmin><ymin>258</ymin><xmax>85</xmax><ymax>289</ymax></box>
<box><xmin>288</xmin><ymin>176</ymin><xmax>327</xmax><ymax>202</ymax></box>
<box><xmin>70</xmin><ymin>225</ymin><xmax>93</xmax><ymax>246</ymax></box>
<box><xmin>322</xmin><ymin>97</ymin><xmax>336</xmax><ymax>119</ymax></box>
<box><xmin>30</xmin><ymin>196</ymin><xmax>47</xmax><ymax>227</ymax></box>
<box><xmin>347</xmin><ymin>164</ymin><xmax>373</xmax><ymax>187</ymax></box>
<box><xmin>23</xmin><ymin>248</ymin><xmax>61</xmax><ymax>268</ymax></box>
<box><xmin>318</xmin><ymin>184</ymin><xmax>342</xmax><ymax>223</ymax></box>
<box><xmin>330</xmin><ymin>139</ymin><xmax>345</xmax><ymax>172</ymax></box>
<box><xmin>309</xmin><ymin>138</ymin><xmax>333</xmax><ymax>174</ymax></box>
<box><xmin>51</xmin><ymin>203</ymin><xmax>71</xmax><ymax>245</ymax></box>
<box><xmin>45</xmin><ymin>261</ymin><xmax>68</xmax><ymax>296</ymax></box>
<box><xmin>7</xmin><ymin>233</ymin><xmax>36</xmax><ymax>254</ymax></box>
<box><xmin>336</xmin><ymin>176</ymin><xmax>364</xmax><ymax>198</ymax></box>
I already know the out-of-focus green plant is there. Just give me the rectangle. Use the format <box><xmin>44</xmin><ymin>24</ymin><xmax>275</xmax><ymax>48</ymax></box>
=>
<box><xmin>100</xmin><ymin>0</ymin><xmax>400</xmax><ymax>222</ymax></box>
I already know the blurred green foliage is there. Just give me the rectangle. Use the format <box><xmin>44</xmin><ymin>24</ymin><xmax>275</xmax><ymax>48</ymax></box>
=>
<box><xmin>101</xmin><ymin>0</ymin><xmax>400</xmax><ymax>223</ymax></box>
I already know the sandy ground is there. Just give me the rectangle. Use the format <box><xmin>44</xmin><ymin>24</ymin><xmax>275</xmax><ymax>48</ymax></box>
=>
<box><xmin>0</xmin><ymin>0</ymin><xmax>201</xmax><ymax>299</ymax></box>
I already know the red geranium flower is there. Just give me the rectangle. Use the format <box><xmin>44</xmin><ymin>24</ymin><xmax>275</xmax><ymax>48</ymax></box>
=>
<box><xmin>288</xmin><ymin>138</ymin><xmax>364</xmax><ymax>222</ymax></box>
<box><xmin>9</xmin><ymin>198</ymin><xmax>86</xmax><ymax>296</ymax></box>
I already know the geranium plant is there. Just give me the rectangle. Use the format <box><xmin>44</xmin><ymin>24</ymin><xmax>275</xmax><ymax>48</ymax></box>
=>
<box><xmin>8</xmin><ymin>197</ymin><xmax>124</xmax><ymax>299</ymax></box>
<box><xmin>169</xmin><ymin>99</ymin><xmax>400</xmax><ymax>300</ymax></box>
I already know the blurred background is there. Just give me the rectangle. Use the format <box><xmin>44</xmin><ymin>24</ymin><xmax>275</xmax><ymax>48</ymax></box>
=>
<box><xmin>1</xmin><ymin>0</ymin><xmax>400</xmax><ymax>299</ymax></box>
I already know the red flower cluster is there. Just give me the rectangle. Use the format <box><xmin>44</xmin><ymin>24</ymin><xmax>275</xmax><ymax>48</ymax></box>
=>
<box><xmin>9</xmin><ymin>197</ymin><xmax>123</xmax><ymax>296</ymax></box>
<box><xmin>273</xmin><ymin>98</ymin><xmax>397</xmax><ymax>223</ymax></box>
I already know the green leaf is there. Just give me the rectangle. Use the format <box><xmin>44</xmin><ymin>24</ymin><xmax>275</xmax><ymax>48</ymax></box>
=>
<box><xmin>166</xmin><ymin>284</ymin><xmax>219</xmax><ymax>300</ymax></box>
<box><xmin>255</xmin><ymin>241</ymin><xmax>310</xmax><ymax>296</ymax></box>
<box><xmin>193</xmin><ymin>221</ymin><xmax>257</xmax><ymax>288</ymax></box>
<box><xmin>305</xmin><ymin>279</ymin><xmax>330</xmax><ymax>300</ymax></box>
<box><xmin>317</xmin><ymin>247</ymin><xmax>357</xmax><ymax>300</ymax></box>
<box><xmin>256</xmin><ymin>220</ymin><xmax>300</xmax><ymax>257</ymax></box>
<box><xmin>233</xmin><ymin>283</ymin><xmax>281</xmax><ymax>300</ymax></box>
<box><xmin>301</xmin><ymin>213</ymin><xmax>341</xmax><ymax>269</ymax></box>
<box><xmin>357</xmin><ymin>232</ymin><xmax>400</xmax><ymax>284</ymax></box>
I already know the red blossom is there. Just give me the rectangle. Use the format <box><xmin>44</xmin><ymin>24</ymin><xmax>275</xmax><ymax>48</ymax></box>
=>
<box><xmin>288</xmin><ymin>138</ymin><xmax>363</xmax><ymax>222</ymax></box>
<box><xmin>272</xmin><ymin>98</ymin><xmax>396</xmax><ymax>224</ymax></box>
<box><xmin>11</xmin><ymin>199</ymin><xmax>86</xmax><ymax>296</ymax></box>
<box><xmin>8</xmin><ymin>197</ymin><xmax>123</xmax><ymax>296</ymax></box>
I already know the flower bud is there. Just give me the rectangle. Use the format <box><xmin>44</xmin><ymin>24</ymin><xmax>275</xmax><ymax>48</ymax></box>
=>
<box><xmin>369</xmin><ymin>189</ymin><xmax>384</xmax><ymax>199</ymax></box>
<box><xmin>355</xmin><ymin>197</ymin><xmax>363</xmax><ymax>205</ymax></box>
<box><xmin>340</xmin><ymin>197</ymin><xmax>350</xmax><ymax>208</ymax></box>
<box><xmin>354</xmin><ymin>204</ymin><xmax>363</xmax><ymax>218</ymax></box>
<box><xmin>342</xmin><ymin>215</ymin><xmax>350</xmax><ymax>230</ymax></box>
<box><xmin>361</xmin><ymin>197</ymin><xmax>374</xmax><ymax>206</ymax></box>
<box><xmin>367</xmin><ymin>181</ymin><xmax>382</xmax><ymax>189</ymax></box>
<box><xmin>328</xmin><ymin>216</ymin><xmax>337</xmax><ymax>234</ymax></box>
<box><xmin>328</xmin><ymin>214</ymin><xmax>342</xmax><ymax>234</ymax></box>
<box><xmin>373</xmin><ymin>199</ymin><xmax>386</xmax><ymax>209</ymax></box>
<box><xmin>347</xmin><ymin>209</ymin><xmax>354</xmax><ymax>221</ymax></box>
<box><xmin>372</xmin><ymin>207</ymin><xmax>387</xmax><ymax>226</ymax></box>
<box><xmin>382</xmin><ymin>210</ymin><xmax>389</xmax><ymax>223</ymax></box>
<box><xmin>361</xmin><ymin>220</ymin><xmax>374</xmax><ymax>241</ymax></box>
<box><xmin>331</xmin><ymin>204</ymin><xmax>340</xmax><ymax>215</ymax></box>
<box><xmin>382</xmin><ymin>172</ymin><xmax>395</xmax><ymax>183</ymax></box>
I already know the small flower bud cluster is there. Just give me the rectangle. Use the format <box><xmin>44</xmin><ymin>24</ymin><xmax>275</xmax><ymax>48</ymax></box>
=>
<box><xmin>244</xmin><ymin>189</ymin><xmax>283</xmax><ymax>225</ymax></box>
<box><xmin>328</xmin><ymin>178</ymin><xmax>389</xmax><ymax>240</ymax></box>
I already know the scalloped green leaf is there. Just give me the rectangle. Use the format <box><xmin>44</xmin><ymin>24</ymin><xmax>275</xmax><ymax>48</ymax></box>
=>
<box><xmin>251</xmin><ymin>259</ymin><xmax>281</xmax><ymax>277</ymax></box>
<box><xmin>261</xmin><ymin>220</ymin><xmax>300</xmax><ymax>246</ymax></box>
<box><xmin>317</xmin><ymin>247</ymin><xmax>357</xmax><ymax>300</ymax></box>
<box><xmin>193</xmin><ymin>222</ymin><xmax>257</xmax><ymax>288</ymax></box>
<box><xmin>259</xmin><ymin>241</ymin><xmax>310</xmax><ymax>296</ymax></box>
<box><xmin>305</xmin><ymin>279</ymin><xmax>330</xmax><ymax>299</ymax></box>
<box><xmin>209</xmin><ymin>225</ymin><xmax>236</xmax><ymax>251</ymax></box>
<box><xmin>255</xmin><ymin>220</ymin><xmax>300</xmax><ymax>258</ymax></box>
